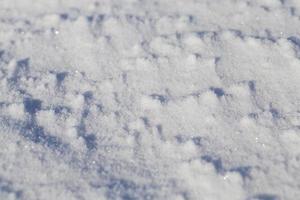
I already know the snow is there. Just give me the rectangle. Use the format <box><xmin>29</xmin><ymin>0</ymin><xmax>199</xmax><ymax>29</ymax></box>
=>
<box><xmin>0</xmin><ymin>0</ymin><xmax>300</xmax><ymax>199</ymax></box>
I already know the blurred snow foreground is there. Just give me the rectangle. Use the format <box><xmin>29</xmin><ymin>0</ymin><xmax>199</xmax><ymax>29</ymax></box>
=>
<box><xmin>0</xmin><ymin>0</ymin><xmax>300</xmax><ymax>199</ymax></box>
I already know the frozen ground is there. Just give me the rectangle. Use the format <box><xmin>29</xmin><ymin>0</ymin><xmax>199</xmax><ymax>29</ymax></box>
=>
<box><xmin>0</xmin><ymin>0</ymin><xmax>300</xmax><ymax>199</ymax></box>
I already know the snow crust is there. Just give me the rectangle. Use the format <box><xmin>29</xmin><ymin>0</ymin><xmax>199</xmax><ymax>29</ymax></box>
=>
<box><xmin>0</xmin><ymin>0</ymin><xmax>300</xmax><ymax>199</ymax></box>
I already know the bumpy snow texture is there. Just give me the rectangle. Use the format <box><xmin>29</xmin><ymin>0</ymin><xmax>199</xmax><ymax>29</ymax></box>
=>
<box><xmin>0</xmin><ymin>0</ymin><xmax>300</xmax><ymax>200</ymax></box>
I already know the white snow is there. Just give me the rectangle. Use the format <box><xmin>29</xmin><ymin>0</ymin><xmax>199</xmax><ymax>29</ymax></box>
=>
<box><xmin>0</xmin><ymin>0</ymin><xmax>300</xmax><ymax>199</ymax></box>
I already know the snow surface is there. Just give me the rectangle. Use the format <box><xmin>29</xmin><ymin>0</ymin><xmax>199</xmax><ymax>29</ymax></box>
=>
<box><xmin>0</xmin><ymin>0</ymin><xmax>300</xmax><ymax>199</ymax></box>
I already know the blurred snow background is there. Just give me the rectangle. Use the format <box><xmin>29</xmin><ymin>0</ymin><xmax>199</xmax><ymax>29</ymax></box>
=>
<box><xmin>0</xmin><ymin>0</ymin><xmax>300</xmax><ymax>199</ymax></box>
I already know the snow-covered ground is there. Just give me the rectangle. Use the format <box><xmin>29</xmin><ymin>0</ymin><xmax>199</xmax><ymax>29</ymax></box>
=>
<box><xmin>0</xmin><ymin>0</ymin><xmax>300</xmax><ymax>199</ymax></box>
